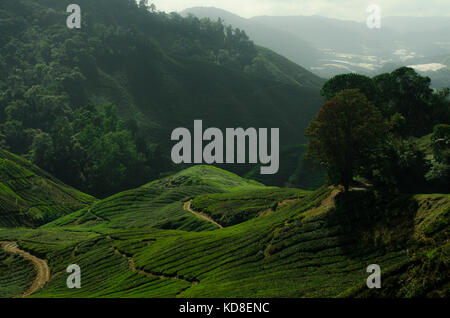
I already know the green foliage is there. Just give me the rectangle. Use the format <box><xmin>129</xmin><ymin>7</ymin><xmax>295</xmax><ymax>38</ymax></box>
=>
<box><xmin>374</xmin><ymin>67</ymin><xmax>449</xmax><ymax>136</ymax></box>
<box><xmin>431</xmin><ymin>124</ymin><xmax>450</xmax><ymax>164</ymax></box>
<box><xmin>317</xmin><ymin>68</ymin><xmax>449</xmax><ymax>192</ymax></box>
<box><xmin>191</xmin><ymin>188</ymin><xmax>308</xmax><ymax>227</ymax></box>
<box><xmin>340</xmin><ymin>194</ymin><xmax>449</xmax><ymax>298</ymax></box>
<box><xmin>28</xmin><ymin>104</ymin><xmax>154</xmax><ymax>198</ymax></box>
<box><xmin>245</xmin><ymin>46</ymin><xmax>325</xmax><ymax>88</ymax></box>
<box><xmin>0</xmin><ymin>0</ymin><xmax>324</xmax><ymax>192</ymax></box>
<box><xmin>7</xmin><ymin>173</ymin><xmax>446</xmax><ymax>298</ymax></box>
<box><xmin>363</xmin><ymin>137</ymin><xmax>429</xmax><ymax>193</ymax></box>
<box><xmin>43</xmin><ymin>166</ymin><xmax>263</xmax><ymax>232</ymax></box>
<box><xmin>306</xmin><ymin>89</ymin><xmax>387</xmax><ymax>191</ymax></box>
<box><xmin>321</xmin><ymin>73</ymin><xmax>377</xmax><ymax>103</ymax></box>
<box><xmin>426</xmin><ymin>160</ymin><xmax>450</xmax><ymax>189</ymax></box>
<box><xmin>0</xmin><ymin>0</ymin><xmax>448</xmax><ymax>299</ymax></box>
<box><xmin>389</xmin><ymin>112</ymin><xmax>408</xmax><ymax>137</ymax></box>
<box><xmin>0</xmin><ymin>247</ymin><xmax>35</xmax><ymax>298</ymax></box>
<box><xmin>0</xmin><ymin>148</ymin><xmax>95</xmax><ymax>227</ymax></box>
<box><xmin>425</xmin><ymin>124</ymin><xmax>450</xmax><ymax>189</ymax></box>
<box><xmin>321</xmin><ymin>68</ymin><xmax>449</xmax><ymax>138</ymax></box>
<box><xmin>0</xmin><ymin>165</ymin><xmax>448</xmax><ymax>298</ymax></box>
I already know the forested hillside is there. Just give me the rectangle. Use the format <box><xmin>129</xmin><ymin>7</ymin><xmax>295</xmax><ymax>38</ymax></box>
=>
<box><xmin>0</xmin><ymin>0</ymin><xmax>448</xmax><ymax>301</ymax></box>
<box><xmin>181</xmin><ymin>7</ymin><xmax>323</xmax><ymax>68</ymax></box>
<box><xmin>0</xmin><ymin>0</ymin><xmax>324</xmax><ymax>197</ymax></box>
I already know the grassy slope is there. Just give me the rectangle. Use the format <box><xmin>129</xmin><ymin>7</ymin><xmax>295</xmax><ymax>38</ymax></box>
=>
<box><xmin>0</xmin><ymin>247</ymin><xmax>35</xmax><ymax>298</ymax></box>
<box><xmin>2</xmin><ymin>166</ymin><xmax>445</xmax><ymax>298</ymax></box>
<box><xmin>190</xmin><ymin>187</ymin><xmax>309</xmax><ymax>227</ymax></box>
<box><xmin>43</xmin><ymin>166</ymin><xmax>265</xmax><ymax>232</ymax></box>
<box><xmin>0</xmin><ymin>149</ymin><xmax>95</xmax><ymax>227</ymax></box>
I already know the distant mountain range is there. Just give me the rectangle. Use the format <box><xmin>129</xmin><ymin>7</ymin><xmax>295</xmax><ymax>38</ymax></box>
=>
<box><xmin>182</xmin><ymin>7</ymin><xmax>323</xmax><ymax>68</ymax></box>
<box><xmin>183</xmin><ymin>7</ymin><xmax>450</xmax><ymax>88</ymax></box>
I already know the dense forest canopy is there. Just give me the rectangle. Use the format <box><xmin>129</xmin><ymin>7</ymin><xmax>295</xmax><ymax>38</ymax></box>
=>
<box><xmin>308</xmin><ymin>69</ymin><xmax>449</xmax><ymax>193</ymax></box>
<box><xmin>1</xmin><ymin>0</ymin><xmax>447</xmax><ymax>197</ymax></box>
<box><xmin>0</xmin><ymin>0</ymin><xmax>324</xmax><ymax>197</ymax></box>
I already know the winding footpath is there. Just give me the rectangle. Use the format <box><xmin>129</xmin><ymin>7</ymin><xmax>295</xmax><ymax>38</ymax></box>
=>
<box><xmin>114</xmin><ymin>247</ymin><xmax>198</xmax><ymax>297</ymax></box>
<box><xmin>0</xmin><ymin>241</ymin><xmax>50</xmax><ymax>297</ymax></box>
<box><xmin>183</xmin><ymin>201</ymin><xmax>223</xmax><ymax>229</ymax></box>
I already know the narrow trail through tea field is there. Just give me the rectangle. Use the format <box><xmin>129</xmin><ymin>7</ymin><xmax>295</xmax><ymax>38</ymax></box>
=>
<box><xmin>183</xmin><ymin>200</ymin><xmax>223</xmax><ymax>229</ymax></box>
<box><xmin>0</xmin><ymin>241</ymin><xmax>50</xmax><ymax>297</ymax></box>
<box><xmin>114</xmin><ymin>247</ymin><xmax>199</xmax><ymax>297</ymax></box>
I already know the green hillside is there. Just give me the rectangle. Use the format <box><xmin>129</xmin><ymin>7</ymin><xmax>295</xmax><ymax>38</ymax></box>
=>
<box><xmin>251</xmin><ymin>46</ymin><xmax>325</xmax><ymax>88</ymax></box>
<box><xmin>0</xmin><ymin>0</ymin><xmax>448</xmax><ymax>300</ymax></box>
<box><xmin>181</xmin><ymin>7</ymin><xmax>323</xmax><ymax>68</ymax></box>
<box><xmin>43</xmin><ymin>166</ymin><xmax>264</xmax><ymax>232</ymax></box>
<box><xmin>190</xmin><ymin>187</ymin><xmax>309</xmax><ymax>227</ymax></box>
<box><xmin>0</xmin><ymin>165</ymin><xmax>447</xmax><ymax>298</ymax></box>
<box><xmin>0</xmin><ymin>244</ymin><xmax>36</xmax><ymax>298</ymax></box>
<box><xmin>0</xmin><ymin>0</ymin><xmax>324</xmax><ymax>195</ymax></box>
<box><xmin>0</xmin><ymin>148</ymin><xmax>95</xmax><ymax>227</ymax></box>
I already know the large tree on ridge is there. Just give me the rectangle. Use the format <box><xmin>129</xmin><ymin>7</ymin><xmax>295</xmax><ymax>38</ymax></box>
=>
<box><xmin>306</xmin><ymin>89</ymin><xmax>387</xmax><ymax>192</ymax></box>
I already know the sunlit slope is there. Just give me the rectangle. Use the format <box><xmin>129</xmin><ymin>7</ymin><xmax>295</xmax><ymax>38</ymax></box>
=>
<box><xmin>15</xmin><ymin>174</ymin><xmax>448</xmax><ymax>298</ymax></box>
<box><xmin>190</xmin><ymin>187</ymin><xmax>309</xmax><ymax>227</ymax></box>
<box><xmin>43</xmin><ymin>166</ymin><xmax>266</xmax><ymax>232</ymax></box>
<box><xmin>0</xmin><ymin>149</ymin><xmax>95</xmax><ymax>227</ymax></box>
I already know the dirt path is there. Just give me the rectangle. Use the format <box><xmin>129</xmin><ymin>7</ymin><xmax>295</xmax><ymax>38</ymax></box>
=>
<box><xmin>0</xmin><ymin>241</ymin><xmax>50</xmax><ymax>297</ymax></box>
<box><xmin>114</xmin><ymin>247</ymin><xmax>198</xmax><ymax>297</ymax></box>
<box><xmin>114</xmin><ymin>248</ymin><xmax>198</xmax><ymax>283</ymax></box>
<box><xmin>183</xmin><ymin>201</ymin><xmax>223</xmax><ymax>229</ymax></box>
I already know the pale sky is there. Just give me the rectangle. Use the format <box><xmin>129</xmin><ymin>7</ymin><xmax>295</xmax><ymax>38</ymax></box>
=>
<box><xmin>150</xmin><ymin>0</ymin><xmax>450</xmax><ymax>21</ymax></box>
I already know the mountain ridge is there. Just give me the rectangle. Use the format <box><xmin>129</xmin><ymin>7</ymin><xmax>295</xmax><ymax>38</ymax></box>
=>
<box><xmin>183</xmin><ymin>6</ymin><xmax>450</xmax><ymax>83</ymax></box>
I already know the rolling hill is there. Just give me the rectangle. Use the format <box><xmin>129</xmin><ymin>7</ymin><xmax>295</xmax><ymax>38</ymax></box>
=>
<box><xmin>0</xmin><ymin>164</ymin><xmax>447</xmax><ymax>298</ymax></box>
<box><xmin>43</xmin><ymin>166</ymin><xmax>266</xmax><ymax>232</ymax></box>
<box><xmin>0</xmin><ymin>1</ymin><xmax>448</xmax><ymax>300</ymax></box>
<box><xmin>0</xmin><ymin>148</ymin><xmax>95</xmax><ymax>227</ymax></box>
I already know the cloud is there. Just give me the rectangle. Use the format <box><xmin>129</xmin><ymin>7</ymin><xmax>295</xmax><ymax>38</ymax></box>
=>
<box><xmin>150</xmin><ymin>0</ymin><xmax>450</xmax><ymax>21</ymax></box>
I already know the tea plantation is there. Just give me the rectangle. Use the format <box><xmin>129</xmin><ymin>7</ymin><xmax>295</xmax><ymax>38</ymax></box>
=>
<box><xmin>0</xmin><ymin>157</ymin><xmax>448</xmax><ymax>297</ymax></box>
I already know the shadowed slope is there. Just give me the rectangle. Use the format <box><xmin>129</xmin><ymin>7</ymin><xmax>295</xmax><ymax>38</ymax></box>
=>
<box><xmin>11</xmin><ymin>169</ymin><xmax>448</xmax><ymax>298</ymax></box>
<box><xmin>0</xmin><ymin>149</ymin><xmax>95</xmax><ymax>227</ymax></box>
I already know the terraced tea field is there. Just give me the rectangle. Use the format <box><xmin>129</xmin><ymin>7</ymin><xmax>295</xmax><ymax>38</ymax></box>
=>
<box><xmin>43</xmin><ymin>166</ymin><xmax>266</xmax><ymax>233</ymax></box>
<box><xmin>0</xmin><ymin>149</ymin><xmax>95</xmax><ymax>227</ymax></box>
<box><xmin>0</xmin><ymin>161</ymin><xmax>448</xmax><ymax>298</ymax></box>
<box><xmin>0</xmin><ymin>242</ymin><xmax>36</xmax><ymax>298</ymax></box>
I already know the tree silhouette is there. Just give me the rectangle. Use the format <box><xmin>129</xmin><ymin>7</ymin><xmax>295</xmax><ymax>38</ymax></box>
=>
<box><xmin>306</xmin><ymin>89</ymin><xmax>387</xmax><ymax>192</ymax></box>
